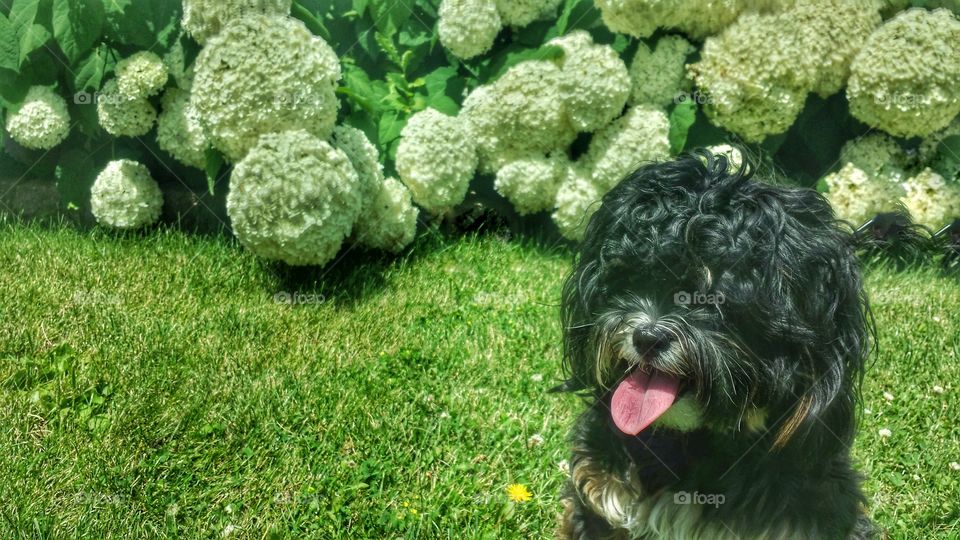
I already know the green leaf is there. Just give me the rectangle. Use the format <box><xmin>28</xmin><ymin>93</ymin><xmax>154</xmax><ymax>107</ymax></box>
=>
<box><xmin>9</xmin><ymin>0</ymin><xmax>52</xmax><ymax>66</ymax></box>
<box><xmin>668</xmin><ymin>99</ymin><xmax>697</xmax><ymax>154</ymax></box>
<box><xmin>932</xmin><ymin>134</ymin><xmax>960</xmax><ymax>183</ymax></box>
<box><xmin>52</xmin><ymin>0</ymin><xmax>103</xmax><ymax>64</ymax></box>
<box><xmin>555</xmin><ymin>0</ymin><xmax>580</xmax><ymax>35</ymax></box>
<box><xmin>72</xmin><ymin>44</ymin><xmax>106</xmax><ymax>93</ymax></box>
<box><xmin>481</xmin><ymin>44</ymin><xmax>564</xmax><ymax>82</ymax></box>
<box><xmin>815</xmin><ymin>177</ymin><xmax>829</xmax><ymax>194</ymax></box>
<box><xmin>367</xmin><ymin>0</ymin><xmax>411</xmax><ymax>36</ymax></box>
<box><xmin>103</xmin><ymin>0</ymin><xmax>180</xmax><ymax>50</ymax></box>
<box><xmin>378</xmin><ymin>110</ymin><xmax>404</xmax><ymax>147</ymax></box>
<box><xmin>0</xmin><ymin>13</ymin><xmax>19</xmax><ymax>71</ymax></box>
<box><xmin>204</xmin><ymin>147</ymin><xmax>224</xmax><ymax>196</ymax></box>
<box><xmin>290</xmin><ymin>0</ymin><xmax>329</xmax><ymax>40</ymax></box>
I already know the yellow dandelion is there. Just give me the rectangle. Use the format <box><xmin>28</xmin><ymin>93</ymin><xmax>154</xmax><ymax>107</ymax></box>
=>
<box><xmin>506</xmin><ymin>483</ymin><xmax>532</xmax><ymax>503</ymax></box>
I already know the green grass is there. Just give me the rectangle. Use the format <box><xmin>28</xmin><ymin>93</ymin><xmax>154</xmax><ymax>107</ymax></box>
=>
<box><xmin>0</xmin><ymin>221</ymin><xmax>957</xmax><ymax>539</ymax></box>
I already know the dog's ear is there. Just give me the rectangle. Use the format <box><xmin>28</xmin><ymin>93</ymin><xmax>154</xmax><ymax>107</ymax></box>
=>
<box><xmin>766</xmin><ymin>192</ymin><xmax>873</xmax><ymax>452</ymax></box>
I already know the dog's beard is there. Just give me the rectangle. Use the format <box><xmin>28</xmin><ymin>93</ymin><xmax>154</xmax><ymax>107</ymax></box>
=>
<box><xmin>592</xmin><ymin>296</ymin><xmax>756</xmax><ymax>435</ymax></box>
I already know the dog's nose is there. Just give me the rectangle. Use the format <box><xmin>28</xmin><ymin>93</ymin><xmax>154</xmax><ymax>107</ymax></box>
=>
<box><xmin>632</xmin><ymin>327</ymin><xmax>673</xmax><ymax>357</ymax></box>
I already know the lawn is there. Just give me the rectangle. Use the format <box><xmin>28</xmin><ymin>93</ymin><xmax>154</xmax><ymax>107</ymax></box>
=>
<box><xmin>0</xmin><ymin>220</ymin><xmax>957</xmax><ymax>539</ymax></box>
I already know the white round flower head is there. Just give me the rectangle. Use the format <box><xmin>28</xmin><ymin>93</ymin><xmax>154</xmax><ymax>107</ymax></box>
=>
<box><xmin>706</xmin><ymin>144</ymin><xmax>744</xmax><ymax>172</ymax></box>
<box><xmin>584</xmin><ymin>105</ymin><xmax>671</xmax><ymax>191</ymax></box>
<box><xmin>495</xmin><ymin>0</ymin><xmax>561</xmax><ymax>27</ymax></box>
<box><xmin>90</xmin><ymin>159</ymin><xmax>164</xmax><ymax>229</ymax></box>
<box><xmin>595</xmin><ymin>0</ymin><xmax>743</xmax><ymax>39</ymax></box>
<box><xmin>226</xmin><ymin>130</ymin><xmax>362</xmax><ymax>266</ymax></box>
<box><xmin>629</xmin><ymin>34</ymin><xmax>695</xmax><ymax>107</ymax></box>
<box><xmin>115</xmin><ymin>51</ymin><xmax>169</xmax><ymax>99</ymax></box>
<box><xmin>553</xmin><ymin>163</ymin><xmax>602</xmax><ymax>241</ymax></box>
<box><xmin>157</xmin><ymin>88</ymin><xmax>209</xmax><ymax>169</ymax></box>
<box><xmin>823</xmin><ymin>163</ymin><xmax>904</xmax><ymax>226</ymax></box>
<box><xmin>96</xmin><ymin>79</ymin><xmax>157</xmax><ymax>137</ymax></box>
<box><xmin>182</xmin><ymin>0</ymin><xmax>292</xmax><ymax>44</ymax></box>
<box><xmin>330</xmin><ymin>125</ymin><xmax>383</xmax><ymax>206</ymax></box>
<box><xmin>4</xmin><ymin>86</ymin><xmax>71</xmax><ymax>150</ymax></box>
<box><xmin>354</xmin><ymin>177</ymin><xmax>420</xmax><ymax>253</ymax></box>
<box><xmin>900</xmin><ymin>168</ymin><xmax>960</xmax><ymax>230</ymax></box>
<box><xmin>847</xmin><ymin>8</ymin><xmax>960</xmax><ymax>138</ymax></box>
<box><xmin>192</xmin><ymin>14</ymin><xmax>341</xmax><ymax>161</ymax></box>
<box><xmin>396</xmin><ymin>108</ymin><xmax>478</xmax><ymax>215</ymax></box>
<box><xmin>689</xmin><ymin>12</ymin><xmax>807</xmax><ymax>142</ymax></box>
<box><xmin>461</xmin><ymin>61</ymin><xmax>575</xmax><ymax>172</ymax></box>
<box><xmin>438</xmin><ymin>0</ymin><xmax>502</xmax><ymax>59</ymax></box>
<box><xmin>839</xmin><ymin>133</ymin><xmax>907</xmax><ymax>183</ymax></box>
<box><xmin>494</xmin><ymin>152</ymin><xmax>568</xmax><ymax>215</ymax></box>
<box><xmin>549</xmin><ymin>31</ymin><xmax>631</xmax><ymax>133</ymax></box>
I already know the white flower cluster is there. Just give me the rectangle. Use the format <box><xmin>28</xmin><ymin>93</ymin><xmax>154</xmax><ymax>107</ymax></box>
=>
<box><xmin>629</xmin><ymin>35</ymin><xmax>695</xmax><ymax>107</ymax></box>
<box><xmin>495</xmin><ymin>0</ymin><xmax>561</xmax><ymax>27</ymax></box>
<box><xmin>438</xmin><ymin>0</ymin><xmax>562</xmax><ymax>59</ymax></box>
<box><xmin>191</xmin><ymin>14</ymin><xmax>341</xmax><ymax>161</ymax></box>
<box><xmin>553</xmin><ymin>164</ymin><xmax>602</xmax><ymax>241</ymax></box>
<box><xmin>354</xmin><ymin>177</ymin><xmax>420</xmax><ymax>254</ymax></box>
<box><xmin>115</xmin><ymin>51</ymin><xmax>168</xmax><ymax>99</ymax></box>
<box><xmin>847</xmin><ymin>8</ymin><xmax>960</xmax><ymax>138</ymax></box>
<box><xmin>839</xmin><ymin>133</ymin><xmax>907</xmax><ymax>184</ymax></box>
<box><xmin>549</xmin><ymin>31</ymin><xmax>631</xmax><ymax>132</ymax></box>
<box><xmin>823</xmin><ymin>163</ymin><xmax>904</xmax><ymax>226</ymax></box>
<box><xmin>90</xmin><ymin>160</ymin><xmax>164</xmax><ymax>229</ymax></box>
<box><xmin>226</xmin><ymin>130</ymin><xmax>362</xmax><ymax>266</ymax></box>
<box><xmin>462</xmin><ymin>61</ymin><xmax>575</xmax><ymax>173</ymax></box>
<box><xmin>494</xmin><ymin>153</ymin><xmax>567</xmax><ymax>215</ymax></box>
<box><xmin>331</xmin><ymin>125</ymin><xmax>419</xmax><ymax>252</ymax></box>
<box><xmin>97</xmin><ymin>79</ymin><xmax>157</xmax><ymax>137</ymax></box>
<box><xmin>182</xmin><ymin>0</ymin><xmax>292</xmax><ymax>44</ymax></box>
<box><xmin>690</xmin><ymin>0</ymin><xmax>881</xmax><ymax>142</ymax></box>
<box><xmin>4</xmin><ymin>86</ymin><xmax>71</xmax><ymax>150</ymax></box>
<box><xmin>900</xmin><ymin>168</ymin><xmax>960</xmax><ymax>230</ymax></box>
<box><xmin>583</xmin><ymin>105</ymin><xmax>672</xmax><ymax>191</ymax></box>
<box><xmin>157</xmin><ymin>88</ymin><xmax>209</xmax><ymax>169</ymax></box>
<box><xmin>595</xmin><ymin>0</ymin><xmax>743</xmax><ymax>39</ymax></box>
<box><xmin>396</xmin><ymin>108</ymin><xmax>478</xmax><ymax>215</ymax></box>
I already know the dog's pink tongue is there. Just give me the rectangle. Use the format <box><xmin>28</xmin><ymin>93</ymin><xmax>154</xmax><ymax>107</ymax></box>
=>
<box><xmin>611</xmin><ymin>370</ymin><xmax>681</xmax><ymax>435</ymax></box>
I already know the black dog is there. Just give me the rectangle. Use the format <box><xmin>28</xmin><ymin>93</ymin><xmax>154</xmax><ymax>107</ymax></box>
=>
<box><xmin>557</xmin><ymin>150</ymin><xmax>876</xmax><ymax>539</ymax></box>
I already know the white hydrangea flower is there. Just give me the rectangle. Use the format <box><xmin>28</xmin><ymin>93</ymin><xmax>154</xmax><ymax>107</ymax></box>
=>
<box><xmin>553</xmin><ymin>163</ymin><xmax>603</xmax><ymax>241</ymax></box>
<box><xmin>438</xmin><ymin>0</ymin><xmax>502</xmax><ymax>59</ymax></box>
<box><xmin>549</xmin><ymin>31</ymin><xmax>630</xmax><ymax>133</ymax></box>
<box><xmin>226</xmin><ymin>130</ymin><xmax>363</xmax><ymax>266</ymax></box>
<box><xmin>595</xmin><ymin>0</ymin><xmax>743</xmax><ymax>39</ymax></box>
<box><xmin>629</xmin><ymin>34</ymin><xmax>695</xmax><ymax>107</ymax></box>
<box><xmin>330</xmin><ymin>125</ymin><xmax>383</xmax><ymax>205</ymax></box>
<box><xmin>115</xmin><ymin>51</ymin><xmax>169</xmax><ymax>99</ymax></box>
<box><xmin>848</xmin><ymin>8</ymin><xmax>960</xmax><ymax>138</ymax></box>
<box><xmin>690</xmin><ymin>1</ymin><xmax>881</xmax><ymax>142</ymax></box>
<box><xmin>90</xmin><ymin>160</ymin><xmax>164</xmax><ymax>229</ymax></box>
<box><xmin>838</xmin><ymin>133</ymin><xmax>908</xmax><ymax>186</ymax></box>
<box><xmin>182</xmin><ymin>0</ymin><xmax>292</xmax><ymax>44</ymax></box>
<box><xmin>396</xmin><ymin>108</ymin><xmax>478</xmax><ymax>215</ymax></box>
<box><xmin>157</xmin><ymin>88</ymin><xmax>209</xmax><ymax>169</ymax></box>
<box><xmin>584</xmin><ymin>105</ymin><xmax>671</xmax><ymax>191</ymax></box>
<box><xmin>4</xmin><ymin>86</ymin><xmax>71</xmax><ymax>150</ymax></box>
<box><xmin>495</xmin><ymin>0</ymin><xmax>561</xmax><ymax>27</ymax></box>
<box><xmin>900</xmin><ymin>168</ymin><xmax>960</xmax><ymax>230</ymax></box>
<box><xmin>353</xmin><ymin>177</ymin><xmax>420</xmax><ymax>253</ymax></box>
<box><xmin>461</xmin><ymin>61</ymin><xmax>575</xmax><ymax>173</ymax></box>
<box><xmin>823</xmin><ymin>163</ymin><xmax>904</xmax><ymax>226</ymax></box>
<box><xmin>494</xmin><ymin>152</ymin><xmax>567</xmax><ymax>215</ymax></box>
<box><xmin>191</xmin><ymin>14</ymin><xmax>341</xmax><ymax>161</ymax></box>
<box><xmin>97</xmin><ymin>79</ymin><xmax>157</xmax><ymax>137</ymax></box>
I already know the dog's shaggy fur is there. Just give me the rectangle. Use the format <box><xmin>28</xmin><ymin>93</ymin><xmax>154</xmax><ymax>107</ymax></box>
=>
<box><xmin>557</xmin><ymin>150</ymin><xmax>876</xmax><ymax>539</ymax></box>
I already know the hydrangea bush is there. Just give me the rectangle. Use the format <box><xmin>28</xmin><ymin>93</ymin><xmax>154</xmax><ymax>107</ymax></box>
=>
<box><xmin>1</xmin><ymin>0</ymin><xmax>958</xmax><ymax>265</ymax></box>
